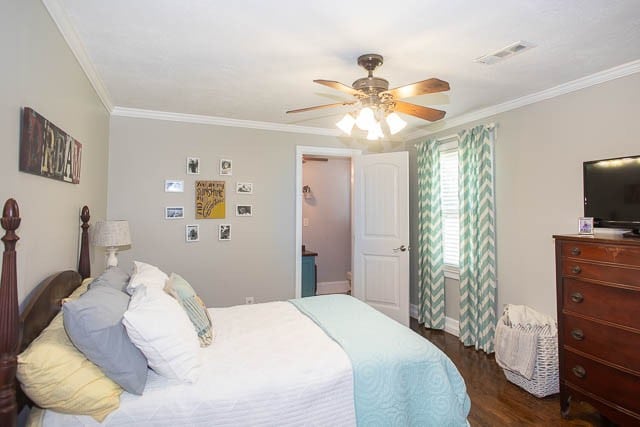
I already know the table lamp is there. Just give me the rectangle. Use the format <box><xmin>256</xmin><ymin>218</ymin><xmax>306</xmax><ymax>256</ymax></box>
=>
<box><xmin>92</xmin><ymin>220</ymin><xmax>131</xmax><ymax>267</ymax></box>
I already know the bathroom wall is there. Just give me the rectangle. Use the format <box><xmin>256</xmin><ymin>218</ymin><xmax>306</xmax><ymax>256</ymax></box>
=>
<box><xmin>302</xmin><ymin>158</ymin><xmax>352</xmax><ymax>285</ymax></box>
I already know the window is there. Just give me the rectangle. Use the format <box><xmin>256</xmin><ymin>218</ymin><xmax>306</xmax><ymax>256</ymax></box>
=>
<box><xmin>439</xmin><ymin>138</ymin><xmax>459</xmax><ymax>277</ymax></box>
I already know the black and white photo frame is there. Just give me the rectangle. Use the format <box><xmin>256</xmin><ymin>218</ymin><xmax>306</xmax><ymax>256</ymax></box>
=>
<box><xmin>236</xmin><ymin>182</ymin><xmax>253</xmax><ymax>194</ymax></box>
<box><xmin>165</xmin><ymin>180</ymin><xmax>184</xmax><ymax>193</ymax></box>
<box><xmin>219</xmin><ymin>224</ymin><xmax>231</xmax><ymax>241</ymax></box>
<box><xmin>186</xmin><ymin>224</ymin><xmax>200</xmax><ymax>242</ymax></box>
<box><xmin>165</xmin><ymin>206</ymin><xmax>184</xmax><ymax>219</ymax></box>
<box><xmin>220</xmin><ymin>159</ymin><xmax>232</xmax><ymax>176</ymax></box>
<box><xmin>187</xmin><ymin>157</ymin><xmax>200</xmax><ymax>175</ymax></box>
<box><xmin>236</xmin><ymin>205</ymin><xmax>252</xmax><ymax>217</ymax></box>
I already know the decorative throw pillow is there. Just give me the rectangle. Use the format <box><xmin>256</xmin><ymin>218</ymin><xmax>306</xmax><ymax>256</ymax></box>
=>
<box><xmin>63</xmin><ymin>285</ymin><xmax>148</xmax><ymax>394</ymax></box>
<box><xmin>123</xmin><ymin>285</ymin><xmax>202</xmax><ymax>383</ymax></box>
<box><xmin>165</xmin><ymin>273</ymin><xmax>214</xmax><ymax>347</ymax></box>
<box><xmin>127</xmin><ymin>261</ymin><xmax>168</xmax><ymax>294</ymax></box>
<box><xmin>17</xmin><ymin>313</ymin><xmax>122</xmax><ymax>422</ymax></box>
<box><xmin>89</xmin><ymin>266</ymin><xmax>130</xmax><ymax>292</ymax></box>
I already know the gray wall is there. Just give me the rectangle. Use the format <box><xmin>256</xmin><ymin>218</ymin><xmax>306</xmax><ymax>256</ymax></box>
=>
<box><xmin>302</xmin><ymin>158</ymin><xmax>351</xmax><ymax>283</ymax></box>
<box><xmin>0</xmin><ymin>0</ymin><xmax>110</xmax><ymax>304</ymax></box>
<box><xmin>108</xmin><ymin>116</ymin><xmax>363</xmax><ymax>307</ymax></box>
<box><xmin>408</xmin><ymin>71</ymin><xmax>640</xmax><ymax>321</ymax></box>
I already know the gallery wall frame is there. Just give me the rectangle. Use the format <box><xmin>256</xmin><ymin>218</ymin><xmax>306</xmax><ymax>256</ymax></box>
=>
<box><xmin>187</xmin><ymin>157</ymin><xmax>200</xmax><ymax>174</ymax></box>
<box><xmin>236</xmin><ymin>205</ymin><xmax>252</xmax><ymax>217</ymax></box>
<box><xmin>186</xmin><ymin>224</ymin><xmax>200</xmax><ymax>242</ymax></box>
<box><xmin>236</xmin><ymin>182</ymin><xmax>253</xmax><ymax>194</ymax></box>
<box><xmin>165</xmin><ymin>180</ymin><xmax>184</xmax><ymax>192</ymax></box>
<box><xmin>165</xmin><ymin>206</ymin><xmax>184</xmax><ymax>219</ymax></box>
<box><xmin>195</xmin><ymin>180</ymin><xmax>225</xmax><ymax>219</ymax></box>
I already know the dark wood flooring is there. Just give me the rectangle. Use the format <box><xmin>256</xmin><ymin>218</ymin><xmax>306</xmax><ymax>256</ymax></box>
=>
<box><xmin>411</xmin><ymin>320</ymin><xmax>610</xmax><ymax>427</ymax></box>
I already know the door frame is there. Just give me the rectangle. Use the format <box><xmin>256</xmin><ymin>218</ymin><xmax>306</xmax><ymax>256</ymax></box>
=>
<box><xmin>295</xmin><ymin>145</ymin><xmax>362</xmax><ymax>298</ymax></box>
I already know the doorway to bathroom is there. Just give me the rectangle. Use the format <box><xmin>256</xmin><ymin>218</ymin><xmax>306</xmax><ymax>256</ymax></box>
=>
<box><xmin>294</xmin><ymin>146</ymin><xmax>361</xmax><ymax>298</ymax></box>
<box><xmin>302</xmin><ymin>154</ymin><xmax>352</xmax><ymax>296</ymax></box>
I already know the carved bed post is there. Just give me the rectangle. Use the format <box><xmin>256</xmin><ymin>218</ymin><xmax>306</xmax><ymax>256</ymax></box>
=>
<box><xmin>0</xmin><ymin>199</ymin><xmax>21</xmax><ymax>427</ymax></box>
<box><xmin>78</xmin><ymin>206</ymin><xmax>90</xmax><ymax>279</ymax></box>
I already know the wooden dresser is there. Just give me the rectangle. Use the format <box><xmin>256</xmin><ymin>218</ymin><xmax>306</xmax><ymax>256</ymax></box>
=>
<box><xmin>554</xmin><ymin>234</ymin><xmax>640</xmax><ymax>425</ymax></box>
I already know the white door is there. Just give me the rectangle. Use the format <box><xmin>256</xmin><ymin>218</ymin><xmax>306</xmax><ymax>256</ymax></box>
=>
<box><xmin>353</xmin><ymin>151</ymin><xmax>410</xmax><ymax>326</ymax></box>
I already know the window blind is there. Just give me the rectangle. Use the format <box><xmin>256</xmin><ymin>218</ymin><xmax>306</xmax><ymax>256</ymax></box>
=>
<box><xmin>439</xmin><ymin>148</ymin><xmax>459</xmax><ymax>267</ymax></box>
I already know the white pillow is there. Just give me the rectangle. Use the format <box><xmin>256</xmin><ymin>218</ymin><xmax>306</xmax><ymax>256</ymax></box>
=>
<box><xmin>122</xmin><ymin>285</ymin><xmax>201</xmax><ymax>383</ymax></box>
<box><xmin>127</xmin><ymin>261</ymin><xmax>168</xmax><ymax>294</ymax></box>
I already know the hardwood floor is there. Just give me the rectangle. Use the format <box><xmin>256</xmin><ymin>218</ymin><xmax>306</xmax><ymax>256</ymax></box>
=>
<box><xmin>411</xmin><ymin>320</ymin><xmax>612</xmax><ymax>427</ymax></box>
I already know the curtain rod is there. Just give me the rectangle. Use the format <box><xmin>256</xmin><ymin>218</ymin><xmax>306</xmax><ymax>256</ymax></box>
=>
<box><xmin>413</xmin><ymin>123</ymin><xmax>498</xmax><ymax>147</ymax></box>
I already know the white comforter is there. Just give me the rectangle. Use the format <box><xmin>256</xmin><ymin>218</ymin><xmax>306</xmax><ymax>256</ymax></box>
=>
<box><xmin>37</xmin><ymin>302</ymin><xmax>356</xmax><ymax>426</ymax></box>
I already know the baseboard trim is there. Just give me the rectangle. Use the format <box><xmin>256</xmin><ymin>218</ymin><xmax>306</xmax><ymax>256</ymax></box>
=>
<box><xmin>410</xmin><ymin>304</ymin><xmax>460</xmax><ymax>337</ymax></box>
<box><xmin>316</xmin><ymin>281</ymin><xmax>350</xmax><ymax>295</ymax></box>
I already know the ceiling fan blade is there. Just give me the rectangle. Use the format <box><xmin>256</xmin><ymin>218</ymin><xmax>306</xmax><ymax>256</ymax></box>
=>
<box><xmin>313</xmin><ymin>80</ymin><xmax>365</xmax><ymax>96</ymax></box>
<box><xmin>286</xmin><ymin>101</ymin><xmax>355</xmax><ymax>114</ymax></box>
<box><xmin>394</xmin><ymin>101</ymin><xmax>446</xmax><ymax>121</ymax></box>
<box><xmin>382</xmin><ymin>78</ymin><xmax>450</xmax><ymax>99</ymax></box>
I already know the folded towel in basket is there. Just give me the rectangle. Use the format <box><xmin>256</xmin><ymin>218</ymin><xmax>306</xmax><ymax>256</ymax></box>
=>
<box><xmin>504</xmin><ymin>304</ymin><xmax>557</xmax><ymax>334</ymax></box>
<box><xmin>494</xmin><ymin>319</ymin><xmax>538</xmax><ymax>380</ymax></box>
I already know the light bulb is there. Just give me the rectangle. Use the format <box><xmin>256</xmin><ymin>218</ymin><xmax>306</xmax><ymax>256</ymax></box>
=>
<box><xmin>386</xmin><ymin>112</ymin><xmax>407</xmax><ymax>135</ymax></box>
<box><xmin>336</xmin><ymin>113</ymin><xmax>355</xmax><ymax>135</ymax></box>
<box><xmin>355</xmin><ymin>107</ymin><xmax>375</xmax><ymax>131</ymax></box>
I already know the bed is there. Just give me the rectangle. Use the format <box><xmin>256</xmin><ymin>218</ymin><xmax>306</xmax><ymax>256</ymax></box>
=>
<box><xmin>0</xmin><ymin>198</ymin><xmax>471</xmax><ymax>426</ymax></box>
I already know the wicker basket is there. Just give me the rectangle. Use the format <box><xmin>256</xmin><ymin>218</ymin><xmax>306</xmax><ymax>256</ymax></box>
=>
<box><xmin>500</xmin><ymin>322</ymin><xmax>559</xmax><ymax>398</ymax></box>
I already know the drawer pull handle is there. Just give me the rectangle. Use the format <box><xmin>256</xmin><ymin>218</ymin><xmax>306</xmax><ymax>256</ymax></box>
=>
<box><xmin>571</xmin><ymin>329</ymin><xmax>584</xmax><ymax>340</ymax></box>
<box><xmin>570</xmin><ymin>292</ymin><xmax>584</xmax><ymax>303</ymax></box>
<box><xmin>572</xmin><ymin>365</ymin><xmax>586</xmax><ymax>379</ymax></box>
<box><xmin>571</xmin><ymin>265</ymin><xmax>582</xmax><ymax>274</ymax></box>
<box><xmin>571</xmin><ymin>247</ymin><xmax>581</xmax><ymax>256</ymax></box>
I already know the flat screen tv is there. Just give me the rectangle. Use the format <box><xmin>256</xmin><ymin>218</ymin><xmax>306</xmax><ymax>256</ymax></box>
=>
<box><xmin>584</xmin><ymin>155</ymin><xmax>640</xmax><ymax>237</ymax></box>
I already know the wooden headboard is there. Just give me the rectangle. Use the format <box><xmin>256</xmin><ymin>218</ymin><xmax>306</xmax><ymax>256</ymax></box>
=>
<box><xmin>0</xmin><ymin>199</ymin><xmax>92</xmax><ymax>427</ymax></box>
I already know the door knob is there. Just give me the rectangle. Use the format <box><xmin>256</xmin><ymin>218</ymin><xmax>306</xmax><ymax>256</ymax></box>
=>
<box><xmin>393</xmin><ymin>245</ymin><xmax>409</xmax><ymax>252</ymax></box>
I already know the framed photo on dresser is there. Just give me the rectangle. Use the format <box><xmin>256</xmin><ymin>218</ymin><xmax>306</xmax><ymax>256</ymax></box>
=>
<box><xmin>578</xmin><ymin>217</ymin><xmax>594</xmax><ymax>235</ymax></box>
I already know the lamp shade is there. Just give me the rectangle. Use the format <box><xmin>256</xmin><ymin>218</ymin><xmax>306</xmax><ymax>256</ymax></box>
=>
<box><xmin>386</xmin><ymin>112</ymin><xmax>407</xmax><ymax>135</ymax></box>
<box><xmin>336</xmin><ymin>113</ymin><xmax>356</xmax><ymax>135</ymax></box>
<box><xmin>355</xmin><ymin>107</ymin><xmax>376</xmax><ymax>131</ymax></box>
<box><xmin>92</xmin><ymin>220</ymin><xmax>131</xmax><ymax>247</ymax></box>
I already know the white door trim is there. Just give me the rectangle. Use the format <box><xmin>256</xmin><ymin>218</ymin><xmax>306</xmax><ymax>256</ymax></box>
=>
<box><xmin>295</xmin><ymin>146</ymin><xmax>362</xmax><ymax>298</ymax></box>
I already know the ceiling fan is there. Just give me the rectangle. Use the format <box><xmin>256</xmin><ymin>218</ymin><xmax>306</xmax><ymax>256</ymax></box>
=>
<box><xmin>286</xmin><ymin>54</ymin><xmax>450</xmax><ymax>140</ymax></box>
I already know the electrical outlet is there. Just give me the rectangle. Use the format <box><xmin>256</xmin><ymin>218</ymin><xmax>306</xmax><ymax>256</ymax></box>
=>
<box><xmin>245</xmin><ymin>296</ymin><xmax>254</xmax><ymax>304</ymax></box>
<box><xmin>303</xmin><ymin>218</ymin><xmax>309</xmax><ymax>227</ymax></box>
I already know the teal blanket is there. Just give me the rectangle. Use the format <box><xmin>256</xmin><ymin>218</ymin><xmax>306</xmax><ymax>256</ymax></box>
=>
<box><xmin>290</xmin><ymin>295</ymin><xmax>470</xmax><ymax>427</ymax></box>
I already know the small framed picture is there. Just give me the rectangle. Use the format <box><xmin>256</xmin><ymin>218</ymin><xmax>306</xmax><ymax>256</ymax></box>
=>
<box><xmin>186</xmin><ymin>224</ymin><xmax>200</xmax><ymax>242</ymax></box>
<box><xmin>219</xmin><ymin>224</ymin><xmax>231</xmax><ymax>241</ymax></box>
<box><xmin>578</xmin><ymin>217</ymin><xmax>594</xmax><ymax>235</ymax></box>
<box><xmin>164</xmin><ymin>180</ymin><xmax>184</xmax><ymax>193</ymax></box>
<box><xmin>220</xmin><ymin>159</ymin><xmax>232</xmax><ymax>176</ymax></box>
<box><xmin>236</xmin><ymin>205</ymin><xmax>252</xmax><ymax>217</ymax></box>
<box><xmin>236</xmin><ymin>182</ymin><xmax>253</xmax><ymax>194</ymax></box>
<box><xmin>165</xmin><ymin>206</ymin><xmax>184</xmax><ymax>219</ymax></box>
<box><xmin>187</xmin><ymin>157</ymin><xmax>200</xmax><ymax>175</ymax></box>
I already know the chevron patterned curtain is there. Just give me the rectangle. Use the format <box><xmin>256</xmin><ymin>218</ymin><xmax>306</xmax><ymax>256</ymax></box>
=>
<box><xmin>458</xmin><ymin>124</ymin><xmax>497</xmax><ymax>352</ymax></box>
<box><xmin>416</xmin><ymin>139</ymin><xmax>445</xmax><ymax>329</ymax></box>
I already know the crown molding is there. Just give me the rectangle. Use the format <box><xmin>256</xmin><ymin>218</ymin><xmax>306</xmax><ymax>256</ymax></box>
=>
<box><xmin>42</xmin><ymin>0</ymin><xmax>114</xmax><ymax>112</ymax></box>
<box><xmin>405</xmin><ymin>59</ymin><xmax>640</xmax><ymax>141</ymax></box>
<box><xmin>111</xmin><ymin>107</ymin><xmax>343</xmax><ymax>137</ymax></box>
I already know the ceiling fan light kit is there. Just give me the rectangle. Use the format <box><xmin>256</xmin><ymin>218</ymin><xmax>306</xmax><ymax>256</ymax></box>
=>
<box><xmin>286</xmin><ymin>53</ymin><xmax>450</xmax><ymax>140</ymax></box>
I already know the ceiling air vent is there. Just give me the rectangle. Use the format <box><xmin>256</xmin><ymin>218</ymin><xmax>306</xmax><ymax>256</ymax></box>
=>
<box><xmin>474</xmin><ymin>41</ymin><xmax>536</xmax><ymax>65</ymax></box>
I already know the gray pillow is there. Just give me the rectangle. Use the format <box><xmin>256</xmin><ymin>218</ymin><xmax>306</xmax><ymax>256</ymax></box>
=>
<box><xmin>63</xmin><ymin>286</ymin><xmax>148</xmax><ymax>395</ymax></box>
<box><xmin>89</xmin><ymin>267</ymin><xmax>130</xmax><ymax>292</ymax></box>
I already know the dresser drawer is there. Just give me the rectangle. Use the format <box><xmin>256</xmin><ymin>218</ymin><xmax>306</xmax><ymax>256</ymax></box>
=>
<box><xmin>561</xmin><ymin>260</ymin><xmax>640</xmax><ymax>287</ymax></box>
<box><xmin>563</xmin><ymin>314</ymin><xmax>640</xmax><ymax>373</ymax></box>
<box><xmin>561</xmin><ymin>241</ymin><xmax>640</xmax><ymax>266</ymax></box>
<box><xmin>564</xmin><ymin>351</ymin><xmax>640</xmax><ymax>413</ymax></box>
<box><xmin>563</xmin><ymin>279</ymin><xmax>640</xmax><ymax>329</ymax></box>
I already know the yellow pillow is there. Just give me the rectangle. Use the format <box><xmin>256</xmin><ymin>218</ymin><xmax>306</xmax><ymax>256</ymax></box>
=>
<box><xmin>17</xmin><ymin>311</ymin><xmax>122</xmax><ymax>421</ymax></box>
